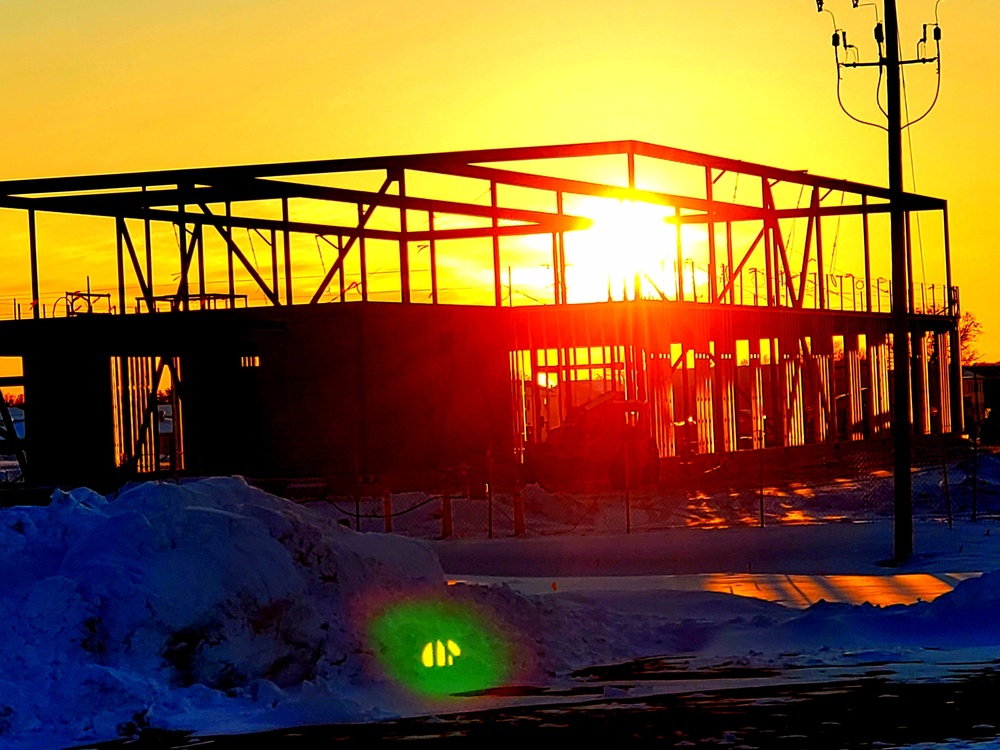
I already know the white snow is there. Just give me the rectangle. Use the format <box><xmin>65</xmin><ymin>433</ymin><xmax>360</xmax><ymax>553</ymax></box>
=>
<box><xmin>0</xmin><ymin>478</ymin><xmax>443</xmax><ymax>747</ymax></box>
<box><xmin>4</xmin><ymin>475</ymin><xmax>1000</xmax><ymax>748</ymax></box>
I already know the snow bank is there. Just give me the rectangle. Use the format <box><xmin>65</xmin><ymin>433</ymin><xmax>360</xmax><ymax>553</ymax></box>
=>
<box><xmin>7</xmin><ymin>476</ymin><xmax>1000</xmax><ymax>748</ymax></box>
<box><xmin>0</xmin><ymin>477</ymin><xmax>444</xmax><ymax>748</ymax></box>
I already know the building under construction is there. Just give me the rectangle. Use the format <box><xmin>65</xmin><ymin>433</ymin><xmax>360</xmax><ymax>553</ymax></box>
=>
<box><xmin>0</xmin><ymin>141</ymin><xmax>962</xmax><ymax>494</ymax></box>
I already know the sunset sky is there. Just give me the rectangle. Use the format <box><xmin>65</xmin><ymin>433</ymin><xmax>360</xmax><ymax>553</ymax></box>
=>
<box><xmin>2</xmin><ymin>1</ymin><xmax>998</xmax><ymax>356</ymax></box>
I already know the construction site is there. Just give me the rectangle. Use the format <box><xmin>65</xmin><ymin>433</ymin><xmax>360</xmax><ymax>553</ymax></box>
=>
<box><xmin>0</xmin><ymin>140</ymin><xmax>963</xmax><ymax>511</ymax></box>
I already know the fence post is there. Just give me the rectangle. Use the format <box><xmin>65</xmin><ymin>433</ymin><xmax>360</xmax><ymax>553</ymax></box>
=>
<box><xmin>513</xmin><ymin>487</ymin><xmax>526</xmax><ymax>536</ymax></box>
<box><xmin>487</xmin><ymin>450</ymin><xmax>494</xmax><ymax>540</ymax></box>
<box><xmin>973</xmin><ymin>426</ymin><xmax>979</xmax><ymax>522</ymax></box>
<box><xmin>758</xmin><ymin>422</ymin><xmax>766</xmax><ymax>528</ymax></box>
<box><xmin>382</xmin><ymin>489</ymin><xmax>393</xmax><ymax>533</ymax></box>
<box><xmin>940</xmin><ymin>432</ymin><xmax>952</xmax><ymax>530</ymax></box>
<box><xmin>441</xmin><ymin>486</ymin><xmax>454</xmax><ymax>539</ymax></box>
<box><xmin>624</xmin><ymin>438</ymin><xmax>632</xmax><ymax>535</ymax></box>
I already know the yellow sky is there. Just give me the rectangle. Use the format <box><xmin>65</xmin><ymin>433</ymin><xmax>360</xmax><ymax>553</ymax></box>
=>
<box><xmin>1</xmin><ymin>1</ymin><xmax>998</xmax><ymax>355</ymax></box>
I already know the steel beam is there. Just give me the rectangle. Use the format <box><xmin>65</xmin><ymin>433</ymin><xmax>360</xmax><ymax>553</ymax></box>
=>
<box><xmin>0</xmin><ymin>139</ymin><xmax>948</xmax><ymax>214</ymax></box>
<box><xmin>200</xmin><ymin>205</ymin><xmax>282</xmax><ymax>306</ymax></box>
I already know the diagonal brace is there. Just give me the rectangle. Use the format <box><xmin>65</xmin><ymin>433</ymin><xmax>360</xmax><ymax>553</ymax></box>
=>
<box><xmin>713</xmin><ymin>228</ymin><xmax>765</xmax><ymax>305</ymax></box>
<box><xmin>310</xmin><ymin>175</ymin><xmax>394</xmax><ymax>303</ymax></box>
<box><xmin>199</xmin><ymin>204</ymin><xmax>281</xmax><ymax>306</ymax></box>
<box><xmin>118</xmin><ymin>218</ymin><xmax>156</xmax><ymax>313</ymax></box>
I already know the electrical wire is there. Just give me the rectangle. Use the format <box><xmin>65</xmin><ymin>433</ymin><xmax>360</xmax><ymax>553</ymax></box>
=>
<box><xmin>823</xmin><ymin>7</ymin><xmax>839</xmax><ymax>33</ymax></box>
<box><xmin>903</xmin><ymin>0</ymin><xmax>944</xmax><ymax>130</ymax></box>
<box><xmin>822</xmin><ymin>4</ymin><xmax>868</xmax><ymax>131</ymax></box>
<box><xmin>313</xmin><ymin>236</ymin><xmax>328</xmax><ymax>276</ymax></box>
<box><xmin>515</xmin><ymin>288</ymin><xmax>545</xmax><ymax>304</ymax></box>
<box><xmin>835</xmin><ymin>48</ymin><xmax>888</xmax><ymax>132</ymax></box>
<box><xmin>785</xmin><ymin>184</ymin><xmax>806</xmax><ymax>257</ymax></box>
<box><xmin>244</xmin><ymin>228</ymin><xmax>260</xmax><ymax>269</ymax></box>
<box><xmin>875</xmin><ymin>54</ymin><xmax>889</xmax><ymax>119</ymax></box>
<box><xmin>829</xmin><ymin>191</ymin><xmax>846</xmax><ymax>273</ymax></box>
<box><xmin>900</xmin><ymin>44</ymin><xmax>928</xmax><ymax>290</ymax></box>
<box><xmin>858</xmin><ymin>2</ymin><xmax>882</xmax><ymax>25</ymax></box>
<box><xmin>902</xmin><ymin>37</ymin><xmax>941</xmax><ymax>129</ymax></box>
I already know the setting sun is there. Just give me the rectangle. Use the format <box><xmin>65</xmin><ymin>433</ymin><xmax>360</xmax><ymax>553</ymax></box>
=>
<box><xmin>563</xmin><ymin>197</ymin><xmax>713</xmax><ymax>304</ymax></box>
<box><xmin>2</xmin><ymin>2</ymin><xmax>999</xmax><ymax>747</ymax></box>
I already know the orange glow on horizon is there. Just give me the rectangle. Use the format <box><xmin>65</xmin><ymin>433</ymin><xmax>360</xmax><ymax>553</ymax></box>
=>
<box><xmin>0</xmin><ymin>1</ymin><xmax>997</xmax><ymax>355</ymax></box>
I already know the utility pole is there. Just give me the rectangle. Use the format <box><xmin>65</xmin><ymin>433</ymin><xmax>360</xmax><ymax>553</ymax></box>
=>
<box><xmin>885</xmin><ymin>0</ymin><xmax>912</xmax><ymax>563</ymax></box>
<box><xmin>818</xmin><ymin>0</ymin><xmax>943</xmax><ymax>562</ymax></box>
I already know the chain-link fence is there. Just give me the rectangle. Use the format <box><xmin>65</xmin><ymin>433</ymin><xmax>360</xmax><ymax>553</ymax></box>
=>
<box><xmin>276</xmin><ymin>439</ymin><xmax>1000</xmax><ymax>540</ymax></box>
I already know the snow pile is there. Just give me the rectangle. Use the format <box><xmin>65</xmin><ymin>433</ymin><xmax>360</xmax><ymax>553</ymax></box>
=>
<box><xmin>8</xmin><ymin>477</ymin><xmax>1000</xmax><ymax>748</ymax></box>
<box><xmin>0</xmin><ymin>477</ymin><xmax>444</xmax><ymax>748</ymax></box>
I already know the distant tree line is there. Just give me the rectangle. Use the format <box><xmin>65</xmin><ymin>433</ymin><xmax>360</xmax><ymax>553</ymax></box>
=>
<box><xmin>3</xmin><ymin>392</ymin><xmax>23</xmax><ymax>408</ymax></box>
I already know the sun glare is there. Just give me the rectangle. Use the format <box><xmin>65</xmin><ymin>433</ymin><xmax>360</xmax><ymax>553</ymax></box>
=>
<box><xmin>562</xmin><ymin>198</ymin><xmax>706</xmax><ymax>304</ymax></box>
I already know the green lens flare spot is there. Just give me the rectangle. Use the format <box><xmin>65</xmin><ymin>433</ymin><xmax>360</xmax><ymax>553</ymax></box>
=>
<box><xmin>369</xmin><ymin>598</ymin><xmax>508</xmax><ymax>696</ymax></box>
<box><xmin>421</xmin><ymin>638</ymin><xmax>461</xmax><ymax>668</ymax></box>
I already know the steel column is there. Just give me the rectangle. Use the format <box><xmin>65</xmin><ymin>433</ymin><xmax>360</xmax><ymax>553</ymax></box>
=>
<box><xmin>428</xmin><ymin>211</ymin><xmax>438</xmax><ymax>305</ymax></box>
<box><xmin>196</xmin><ymin>225</ymin><xmax>206</xmax><ymax>308</ymax></box>
<box><xmin>846</xmin><ymin>335</ymin><xmax>865</xmax><ymax>441</ymax></box>
<box><xmin>115</xmin><ymin>217</ymin><xmax>126</xmax><ymax>315</ymax></box>
<box><xmin>706</xmin><ymin>168</ymin><xmax>718</xmax><ymax>305</ymax></box>
<box><xmin>397</xmin><ymin>171</ymin><xmax>411</xmax><ymax>304</ymax></box>
<box><xmin>491</xmin><ymin>181</ymin><xmax>502</xmax><ymax>307</ymax></box>
<box><xmin>178</xmin><ymin>199</ymin><xmax>188</xmax><ymax>312</ymax></box>
<box><xmin>862</xmin><ymin>196</ymin><xmax>872</xmax><ymax>312</ymax></box>
<box><xmin>226</xmin><ymin>202</ymin><xmax>235</xmax><ymax>307</ymax></box>
<box><xmin>282</xmin><ymin>197</ymin><xmax>293</xmax><ymax>305</ymax></box>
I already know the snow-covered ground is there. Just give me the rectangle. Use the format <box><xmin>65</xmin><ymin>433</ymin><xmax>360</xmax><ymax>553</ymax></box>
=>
<box><xmin>4</xmin><ymin>476</ymin><xmax>1000</xmax><ymax>749</ymax></box>
<box><xmin>309</xmin><ymin>451</ymin><xmax>1000</xmax><ymax>540</ymax></box>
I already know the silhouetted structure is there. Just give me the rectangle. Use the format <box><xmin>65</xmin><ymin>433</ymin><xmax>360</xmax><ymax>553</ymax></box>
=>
<box><xmin>0</xmin><ymin>141</ymin><xmax>962</xmax><ymax>493</ymax></box>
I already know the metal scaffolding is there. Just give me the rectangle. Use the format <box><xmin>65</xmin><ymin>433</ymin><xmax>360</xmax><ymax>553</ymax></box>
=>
<box><xmin>0</xmin><ymin>141</ymin><xmax>961</xmax><ymax>492</ymax></box>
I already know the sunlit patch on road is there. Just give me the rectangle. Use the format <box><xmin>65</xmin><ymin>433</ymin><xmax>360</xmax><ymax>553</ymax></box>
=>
<box><xmin>701</xmin><ymin>572</ymin><xmax>981</xmax><ymax>607</ymax></box>
<box><xmin>451</xmin><ymin>572</ymin><xmax>982</xmax><ymax>608</ymax></box>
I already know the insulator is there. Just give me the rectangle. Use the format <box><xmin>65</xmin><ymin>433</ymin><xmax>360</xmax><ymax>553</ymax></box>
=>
<box><xmin>874</xmin><ymin>22</ymin><xmax>884</xmax><ymax>44</ymax></box>
<box><xmin>832</xmin><ymin>31</ymin><xmax>840</xmax><ymax>47</ymax></box>
<box><xmin>933</xmin><ymin>25</ymin><xmax>942</xmax><ymax>41</ymax></box>
<box><xmin>816</xmin><ymin>0</ymin><xmax>823</xmax><ymax>12</ymax></box>
<box><xmin>842</xmin><ymin>31</ymin><xmax>849</xmax><ymax>48</ymax></box>
<box><xmin>852</xmin><ymin>0</ymin><xmax>859</xmax><ymax>6</ymax></box>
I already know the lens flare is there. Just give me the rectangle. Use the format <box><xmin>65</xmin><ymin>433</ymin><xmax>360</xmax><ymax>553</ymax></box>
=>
<box><xmin>367</xmin><ymin>597</ymin><xmax>510</xmax><ymax>697</ymax></box>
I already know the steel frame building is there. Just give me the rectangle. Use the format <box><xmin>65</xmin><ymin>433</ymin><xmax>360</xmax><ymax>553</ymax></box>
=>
<box><xmin>0</xmin><ymin>141</ymin><xmax>961</xmax><ymax>492</ymax></box>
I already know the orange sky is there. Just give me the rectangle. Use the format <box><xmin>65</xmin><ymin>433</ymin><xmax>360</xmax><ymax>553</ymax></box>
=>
<box><xmin>1</xmin><ymin>1</ymin><xmax>998</xmax><ymax>356</ymax></box>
